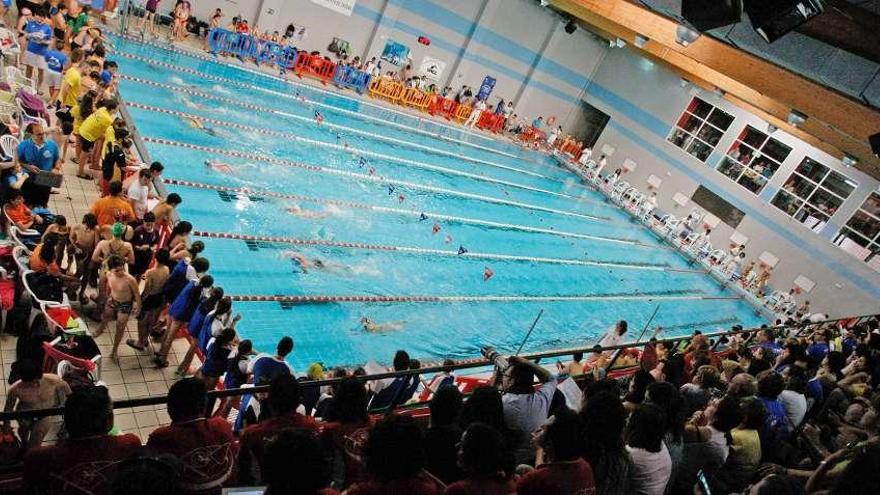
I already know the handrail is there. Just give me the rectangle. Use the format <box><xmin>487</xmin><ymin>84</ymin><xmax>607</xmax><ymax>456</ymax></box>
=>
<box><xmin>1</xmin><ymin>314</ymin><xmax>874</xmax><ymax>422</ymax></box>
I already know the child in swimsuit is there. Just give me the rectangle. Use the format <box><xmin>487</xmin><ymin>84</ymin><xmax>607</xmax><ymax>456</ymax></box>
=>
<box><xmin>93</xmin><ymin>255</ymin><xmax>141</xmax><ymax>360</ymax></box>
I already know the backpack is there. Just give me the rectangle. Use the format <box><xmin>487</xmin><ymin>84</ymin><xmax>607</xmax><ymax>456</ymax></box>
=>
<box><xmin>25</xmin><ymin>272</ymin><xmax>63</xmax><ymax>303</ymax></box>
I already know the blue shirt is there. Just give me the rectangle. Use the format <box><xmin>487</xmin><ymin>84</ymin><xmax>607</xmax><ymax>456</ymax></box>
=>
<box><xmin>24</xmin><ymin>21</ymin><xmax>51</xmax><ymax>56</ymax></box>
<box><xmin>807</xmin><ymin>342</ymin><xmax>829</xmax><ymax>363</ymax></box>
<box><xmin>16</xmin><ymin>139</ymin><xmax>59</xmax><ymax>172</ymax></box>
<box><xmin>43</xmin><ymin>49</ymin><xmax>67</xmax><ymax>73</ymax></box>
<box><xmin>251</xmin><ymin>354</ymin><xmax>292</xmax><ymax>384</ymax></box>
<box><xmin>532</xmin><ymin>118</ymin><xmax>543</xmax><ymax>128</ymax></box>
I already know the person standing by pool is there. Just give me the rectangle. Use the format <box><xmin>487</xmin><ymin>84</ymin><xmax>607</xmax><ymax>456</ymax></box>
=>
<box><xmin>76</xmin><ymin>97</ymin><xmax>118</xmax><ymax>179</ymax></box>
<box><xmin>249</xmin><ymin>336</ymin><xmax>295</xmax><ymax>383</ymax></box>
<box><xmin>23</xmin><ymin>6</ymin><xmax>52</xmax><ymax>90</ymax></box>
<box><xmin>93</xmin><ymin>255</ymin><xmax>141</xmax><ymax>360</ymax></box>
<box><xmin>129</xmin><ymin>248</ymin><xmax>170</xmax><ymax>353</ymax></box>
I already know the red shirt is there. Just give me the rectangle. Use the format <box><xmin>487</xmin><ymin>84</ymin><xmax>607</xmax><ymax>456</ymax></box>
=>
<box><xmin>147</xmin><ymin>417</ymin><xmax>236</xmax><ymax>494</ymax></box>
<box><xmin>516</xmin><ymin>458</ymin><xmax>597</xmax><ymax>495</ymax></box>
<box><xmin>444</xmin><ymin>474</ymin><xmax>515</xmax><ymax>495</ymax></box>
<box><xmin>23</xmin><ymin>433</ymin><xmax>144</xmax><ymax>495</ymax></box>
<box><xmin>238</xmin><ymin>412</ymin><xmax>318</xmax><ymax>484</ymax></box>
<box><xmin>345</xmin><ymin>471</ymin><xmax>444</xmax><ymax>495</ymax></box>
<box><xmin>320</xmin><ymin>421</ymin><xmax>370</xmax><ymax>486</ymax></box>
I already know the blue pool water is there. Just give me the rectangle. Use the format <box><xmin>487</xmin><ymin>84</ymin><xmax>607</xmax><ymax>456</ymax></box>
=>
<box><xmin>112</xmin><ymin>37</ymin><xmax>766</xmax><ymax>370</ymax></box>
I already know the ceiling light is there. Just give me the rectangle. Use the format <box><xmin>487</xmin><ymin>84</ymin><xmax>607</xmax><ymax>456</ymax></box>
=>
<box><xmin>841</xmin><ymin>153</ymin><xmax>858</xmax><ymax>168</ymax></box>
<box><xmin>634</xmin><ymin>34</ymin><xmax>649</xmax><ymax>48</ymax></box>
<box><xmin>675</xmin><ymin>25</ymin><xmax>701</xmax><ymax>47</ymax></box>
<box><xmin>787</xmin><ymin>109</ymin><xmax>807</xmax><ymax>127</ymax></box>
<box><xmin>767</xmin><ymin>124</ymin><xmax>777</xmax><ymax>134</ymax></box>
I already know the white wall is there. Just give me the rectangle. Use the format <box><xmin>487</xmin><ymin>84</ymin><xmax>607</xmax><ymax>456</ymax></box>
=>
<box><xmin>583</xmin><ymin>47</ymin><xmax>880</xmax><ymax>316</ymax></box>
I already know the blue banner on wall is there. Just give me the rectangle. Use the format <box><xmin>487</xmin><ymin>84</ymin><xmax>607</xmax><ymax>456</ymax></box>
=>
<box><xmin>477</xmin><ymin>75</ymin><xmax>496</xmax><ymax>101</ymax></box>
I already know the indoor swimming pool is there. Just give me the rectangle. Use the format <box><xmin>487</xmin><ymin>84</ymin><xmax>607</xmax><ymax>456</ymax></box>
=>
<box><xmin>112</xmin><ymin>36</ymin><xmax>767</xmax><ymax>370</ymax></box>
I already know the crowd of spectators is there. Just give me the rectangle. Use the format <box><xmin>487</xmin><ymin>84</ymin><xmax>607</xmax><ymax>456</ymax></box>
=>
<box><xmin>8</xmin><ymin>316</ymin><xmax>880</xmax><ymax>494</ymax></box>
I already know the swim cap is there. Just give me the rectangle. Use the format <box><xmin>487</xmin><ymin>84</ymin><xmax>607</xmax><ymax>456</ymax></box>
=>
<box><xmin>100</xmin><ymin>70</ymin><xmax>112</xmax><ymax>85</ymax></box>
<box><xmin>306</xmin><ymin>362</ymin><xmax>324</xmax><ymax>380</ymax></box>
<box><xmin>111</xmin><ymin>222</ymin><xmax>125</xmax><ymax>238</ymax></box>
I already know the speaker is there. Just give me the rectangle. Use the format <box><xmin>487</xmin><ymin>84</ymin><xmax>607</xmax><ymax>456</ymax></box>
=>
<box><xmin>564</xmin><ymin>20</ymin><xmax>577</xmax><ymax>34</ymax></box>
<box><xmin>744</xmin><ymin>0</ymin><xmax>824</xmax><ymax>43</ymax></box>
<box><xmin>870</xmin><ymin>132</ymin><xmax>880</xmax><ymax>157</ymax></box>
<box><xmin>682</xmin><ymin>0</ymin><xmax>743</xmax><ymax>32</ymax></box>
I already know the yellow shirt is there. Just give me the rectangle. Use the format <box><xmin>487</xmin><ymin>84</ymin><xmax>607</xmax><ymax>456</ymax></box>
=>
<box><xmin>71</xmin><ymin>104</ymin><xmax>82</xmax><ymax>134</ymax></box>
<box><xmin>79</xmin><ymin>107</ymin><xmax>112</xmax><ymax>143</ymax></box>
<box><xmin>60</xmin><ymin>67</ymin><xmax>81</xmax><ymax>108</ymax></box>
<box><xmin>101</xmin><ymin>125</ymin><xmax>116</xmax><ymax>159</ymax></box>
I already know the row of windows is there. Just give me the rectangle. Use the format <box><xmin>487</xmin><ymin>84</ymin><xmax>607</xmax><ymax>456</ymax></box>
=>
<box><xmin>667</xmin><ymin>97</ymin><xmax>876</xmax><ymax>272</ymax></box>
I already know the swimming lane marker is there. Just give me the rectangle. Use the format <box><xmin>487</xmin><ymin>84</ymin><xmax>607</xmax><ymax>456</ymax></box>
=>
<box><xmin>193</xmin><ymin>229</ymin><xmax>703</xmax><ymax>272</ymax></box>
<box><xmin>163</xmin><ymin>178</ymin><xmax>672</xmax><ymax>250</ymax></box>
<box><xmin>144</xmin><ymin>137</ymin><xmax>615</xmax><ymax>224</ymax></box>
<box><xmin>126</xmin><ymin>99</ymin><xmax>612</xmax><ymax>210</ymax></box>
<box><xmin>227</xmin><ymin>291</ymin><xmax>744</xmax><ymax>305</ymax></box>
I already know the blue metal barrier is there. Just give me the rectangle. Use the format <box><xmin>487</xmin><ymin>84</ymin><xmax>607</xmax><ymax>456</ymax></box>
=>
<box><xmin>332</xmin><ymin>64</ymin><xmax>372</xmax><ymax>94</ymax></box>
<box><xmin>207</xmin><ymin>28</ymin><xmax>299</xmax><ymax>70</ymax></box>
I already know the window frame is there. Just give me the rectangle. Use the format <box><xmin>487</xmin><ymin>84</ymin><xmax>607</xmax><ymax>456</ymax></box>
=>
<box><xmin>667</xmin><ymin>97</ymin><xmax>734</xmax><ymax>163</ymax></box>
<box><xmin>715</xmin><ymin>125</ymin><xmax>792</xmax><ymax>195</ymax></box>
<box><xmin>771</xmin><ymin>157</ymin><xmax>856</xmax><ymax>233</ymax></box>
<box><xmin>834</xmin><ymin>192</ymin><xmax>880</xmax><ymax>272</ymax></box>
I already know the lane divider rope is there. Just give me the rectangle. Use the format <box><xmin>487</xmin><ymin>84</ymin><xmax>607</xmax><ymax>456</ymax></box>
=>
<box><xmin>163</xmin><ymin>178</ymin><xmax>672</xmax><ymax>249</ymax></box>
<box><xmin>227</xmin><ymin>291</ymin><xmax>745</xmax><ymax>305</ymax></box>
<box><xmin>114</xmin><ymin>36</ymin><xmax>544</xmax><ymax>163</ymax></box>
<box><xmin>194</xmin><ymin>230</ymin><xmax>703</xmax><ymax>272</ymax></box>
<box><xmin>119</xmin><ymin>72</ymin><xmax>571</xmax><ymax>183</ymax></box>
<box><xmin>126</xmin><ymin>99</ymin><xmax>611</xmax><ymax>209</ymax></box>
<box><xmin>145</xmin><ymin>137</ymin><xmax>614</xmax><ymax>224</ymax></box>
<box><xmin>116</xmin><ymin>63</ymin><xmax>558</xmax><ymax>174</ymax></box>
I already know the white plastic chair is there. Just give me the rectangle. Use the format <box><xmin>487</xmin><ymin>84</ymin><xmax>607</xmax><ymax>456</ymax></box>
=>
<box><xmin>5</xmin><ymin>66</ymin><xmax>34</xmax><ymax>92</ymax></box>
<box><xmin>0</xmin><ymin>133</ymin><xmax>18</xmax><ymax>159</ymax></box>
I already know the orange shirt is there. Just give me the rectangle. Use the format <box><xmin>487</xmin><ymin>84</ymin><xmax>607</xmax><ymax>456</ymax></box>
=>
<box><xmin>90</xmin><ymin>195</ymin><xmax>135</xmax><ymax>226</ymax></box>
<box><xmin>29</xmin><ymin>245</ymin><xmax>61</xmax><ymax>276</ymax></box>
<box><xmin>6</xmin><ymin>202</ymin><xmax>32</xmax><ymax>225</ymax></box>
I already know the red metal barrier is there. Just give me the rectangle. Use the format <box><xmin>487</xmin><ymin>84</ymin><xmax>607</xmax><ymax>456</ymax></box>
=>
<box><xmin>427</xmin><ymin>96</ymin><xmax>459</xmax><ymax>119</ymax></box>
<box><xmin>293</xmin><ymin>51</ymin><xmax>338</xmax><ymax>84</ymax></box>
<box><xmin>475</xmin><ymin>111</ymin><xmax>505</xmax><ymax>133</ymax></box>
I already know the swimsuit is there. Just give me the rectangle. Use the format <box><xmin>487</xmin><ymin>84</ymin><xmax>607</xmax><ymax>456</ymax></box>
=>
<box><xmin>108</xmin><ymin>297</ymin><xmax>133</xmax><ymax>314</ymax></box>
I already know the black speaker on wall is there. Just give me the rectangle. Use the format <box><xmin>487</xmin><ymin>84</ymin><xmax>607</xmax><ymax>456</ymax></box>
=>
<box><xmin>682</xmin><ymin>0</ymin><xmax>743</xmax><ymax>32</ymax></box>
<box><xmin>870</xmin><ymin>132</ymin><xmax>880</xmax><ymax>158</ymax></box>
<box><xmin>744</xmin><ymin>0</ymin><xmax>824</xmax><ymax>43</ymax></box>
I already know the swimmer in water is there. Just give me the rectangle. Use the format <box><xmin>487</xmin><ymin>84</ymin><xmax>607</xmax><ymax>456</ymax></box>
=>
<box><xmin>285</xmin><ymin>251</ymin><xmax>346</xmax><ymax>274</ymax></box>
<box><xmin>186</xmin><ymin>116</ymin><xmax>218</xmax><ymax>136</ymax></box>
<box><xmin>204</xmin><ymin>160</ymin><xmax>234</xmax><ymax>174</ymax></box>
<box><xmin>360</xmin><ymin>317</ymin><xmax>406</xmax><ymax>333</ymax></box>
<box><xmin>286</xmin><ymin>204</ymin><xmax>330</xmax><ymax>219</ymax></box>
<box><xmin>315</xmin><ymin>111</ymin><xmax>324</xmax><ymax>124</ymax></box>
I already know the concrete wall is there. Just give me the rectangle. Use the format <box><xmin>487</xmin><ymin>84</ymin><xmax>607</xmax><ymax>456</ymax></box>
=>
<box><xmin>183</xmin><ymin>0</ymin><xmax>880</xmax><ymax>315</ymax></box>
<box><xmin>583</xmin><ymin>48</ymin><xmax>880</xmax><ymax>316</ymax></box>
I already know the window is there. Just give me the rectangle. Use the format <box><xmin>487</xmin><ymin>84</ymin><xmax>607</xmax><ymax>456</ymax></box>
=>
<box><xmin>771</xmin><ymin>157</ymin><xmax>856</xmax><ymax>232</ymax></box>
<box><xmin>833</xmin><ymin>192</ymin><xmax>880</xmax><ymax>272</ymax></box>
<box><xmin>667</xmin><ymin>97</ymin><xmax>734</xmax><ymax>162</ymax></box>
<box><xmin>716</xmin><ymin>126</ymin><xmax>792</xmax><ymax>194</ymax></box>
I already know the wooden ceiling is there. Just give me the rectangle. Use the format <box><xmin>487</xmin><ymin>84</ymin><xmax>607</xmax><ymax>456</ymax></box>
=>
<box><xmin>550</xmin><ymin>0</ymin><xmax>880</xmax><ymax>181</ymax></box>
